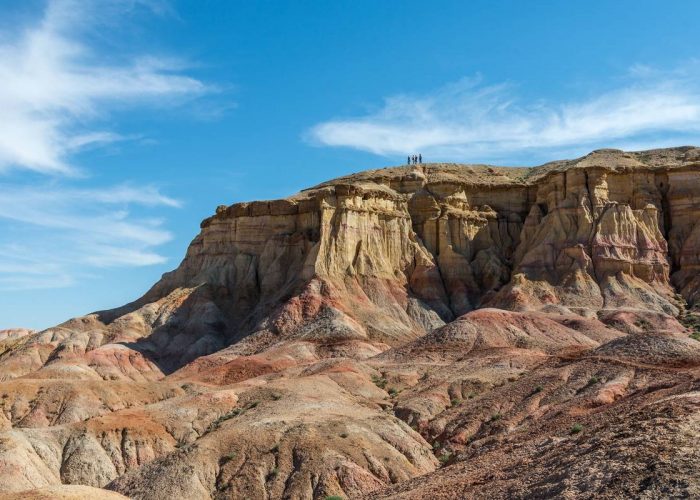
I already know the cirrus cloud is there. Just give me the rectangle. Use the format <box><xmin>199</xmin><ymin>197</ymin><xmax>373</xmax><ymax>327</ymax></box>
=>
<box><xmin>0</xmin><ymin>0</ymin><xmax>212</xmax><ymax>291</ymax></box>
<box><xmin>0</xmin><ymin>182</ymin><xmax>180</xmax><ymax>290</ymax></box>
<box><xmin>0</xmin><ymin>0</ymin><xmax>209</xmax><ymax>174</ymax></box>
<box><xmin>309</xmin><ymin>67</ymin><xmax>700</xmax><ymax>162</ymax></box>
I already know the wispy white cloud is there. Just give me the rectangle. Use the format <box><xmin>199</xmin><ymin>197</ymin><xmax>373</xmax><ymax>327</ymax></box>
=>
<box><xmin>0</xmin><ymin>244</ymin><xmax>76</xmax><ymax>290</ymax></box>
<box><xmin>0</xmin><ymin>0</ymin><xmax>209</xmax><ymax>174</ymax></box>
<box><xmin>0</xmin><ymin>0</ymin><xmax>211</xmax><ymax>291</ymax></box>
<box><xmin>309</xmin><ymin>67</ymin><xmax>700</xmax><ymax>162</ymax></box>
<box><xmin>0</xmin><ymin>183</ymin><xmax>178</xmax><ymax>290</ymax></box>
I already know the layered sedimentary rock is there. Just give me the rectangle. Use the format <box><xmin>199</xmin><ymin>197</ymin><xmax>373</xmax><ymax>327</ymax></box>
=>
<box><xmin>120</xmin><ymin>146</ymin><xmax>700</xmax><ymax>367</ymax></box>
<box><xmin>3</xmin><ymin>148</ymin><xmax>700</xmax><ymax>381</ymax></box>
<box><xmin>1</xmin><ymin>147</ymin><xmax>700</xmax><ymax>499</ymax></box>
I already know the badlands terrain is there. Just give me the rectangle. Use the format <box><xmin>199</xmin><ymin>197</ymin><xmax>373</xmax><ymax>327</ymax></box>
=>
<box><xmin>1</xmin><ymin>146</ymin><xmax>700</xmax><ymax>499</ymax></box>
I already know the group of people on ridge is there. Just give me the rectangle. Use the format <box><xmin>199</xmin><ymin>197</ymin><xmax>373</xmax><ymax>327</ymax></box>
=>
<box><xmin>408</xmin><ymin>154</ymin><xmax>422</xmax><ymax>164</ymax></box>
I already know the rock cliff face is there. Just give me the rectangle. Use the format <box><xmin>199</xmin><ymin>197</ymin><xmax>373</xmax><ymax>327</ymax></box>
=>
<box><xmin>94</xmin><ymin>147</ymin><xmax>700</xmax><ymax>371</ymax></box>
<box><xmin>1</xmin><ymin>147</ymin><xmax>700</xmax><ymax>499</ymax></box>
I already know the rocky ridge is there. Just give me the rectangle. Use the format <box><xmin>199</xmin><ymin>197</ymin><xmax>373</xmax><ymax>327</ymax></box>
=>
<box><xmin>0</xmin><ymin>147</ymin><xmax>699</xmax><ymax>499</ymax></box>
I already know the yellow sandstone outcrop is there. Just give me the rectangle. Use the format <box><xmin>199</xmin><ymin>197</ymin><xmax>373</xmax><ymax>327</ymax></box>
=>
<box><xmin>150</xmin><ymin>147</ymin><xmax>700</xmax><ymax>342</ymax></box>
<box><xmin>4</xmin><ymin>147</ymin><xmax>700</xmax><ymax>379</ymax></box>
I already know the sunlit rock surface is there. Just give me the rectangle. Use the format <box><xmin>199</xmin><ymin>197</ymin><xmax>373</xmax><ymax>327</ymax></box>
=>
<box><xmin>1</xmin><ymin>147</ymin><xmax>700</xmax><ymax>499</ymax></box>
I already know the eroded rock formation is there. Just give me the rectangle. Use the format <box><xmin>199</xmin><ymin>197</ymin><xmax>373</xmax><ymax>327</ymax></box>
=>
<box><xmin>96</xmin><ymin>146</ymin><xmax>700</xmax><ymax>372</ymax></box>
<box><xmin>1</xmin><ymin>147</ymin><xmax>700</xmax><ymax>499</ymax></box>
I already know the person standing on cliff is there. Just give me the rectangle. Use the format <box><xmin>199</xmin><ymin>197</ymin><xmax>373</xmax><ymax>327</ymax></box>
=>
<box><xmin>407</xmin><ymin>155</ymin><xmax>411</xmax><ymax>164</ymax></box>
<box><xmin>419</xmin><ymin>154</ymin><xmax>422</xmax><ymax>164</ymax></box>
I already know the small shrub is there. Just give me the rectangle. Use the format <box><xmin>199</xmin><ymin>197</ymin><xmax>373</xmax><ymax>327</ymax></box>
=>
<box><xmin>532</xmin><ymin>385</ymin><xmax>544</xmax><ymax>394</ymax></box>
<box><xmin>271</xmin><ymin>444</ymin><xmax>279</xmax><ymax>453</ymax></box>
<box><xmin>388</xmin><ymin>387</ymin><xmax>399</xmax><ymax>397</ymax></box>
<box><xmin>219</xmin><ymin>452</ymin><xmax>236</xmax><ymax>464</ymax></box>
<box><xmin>570</xmin><ymin>423</ymin><xmax>583</xmax><ymax>435</ymax></box>
<box><xmin>247</xmin><ymin>401</ymin><xmax>260</xmax><ymax>409</ymax></box>
<box><xmin>587</xmin><ymin>376</ymin><xmax>599</xmax><ymax>386</ymax></box>
<box><xmin>634</xmin><ymin>318</ymin><xmax>652</xmax><ymax>331</ymax></box>
<box><xmin>432</xmin><ymin>441</ymin><xmax>440</xmax><ymax>450</ymax></box>
<box><xmin>207</xmin><ymin>407</ymin><xmax>244</xmax><ymax>432</ymax></box>
<box><xmin>271</xmin><ymin>393</ymin><xmax>282</xmax><ymax>401</ymax></box>
<box><xmin>371</xmin><ymin>375</ymin><xmax>388</xmax><ymax>389</ymax></box>
<box><xmin>679</xmin><ymin>310</ymin><xmax>700</xmax><ymax>340</ymax></box>
<box><xmin>490</xmin><ymin>413</ymin><xmax>502</xmax><ymax>423</ymax></box>
<box><xmin>438</xmin><ymin>452</ymin><xmax>452</xmax><ymax>465</ymax></box>
<box><xmin>225</xmin><ymin>408</ymin><xmax>242</xmax><ymax>419</ymax></box>
<box><xmin>339</xmin><ymin>433</ymin><xmax>348</xmax><ymax>439</ymax></box>
<box><xmin>267</xmin><ymin>467</ymin><xmax>278</xmax><ymax>481</ymax></box>
<box><xmin>450</xmin><ymin>398</ymin><xmax>461</xmax><ymax>407</ymax></box>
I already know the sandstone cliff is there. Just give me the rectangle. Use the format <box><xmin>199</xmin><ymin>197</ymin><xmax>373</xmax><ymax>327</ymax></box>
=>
<box><xmin>80</xmin><ymin>146</ymin><xmax>700</xmax><ymax>374</ymax></box>
<box><xmin>1</xmin><ymin>147</ymin><xmax>699</xmax><ymax>499</ymax></box>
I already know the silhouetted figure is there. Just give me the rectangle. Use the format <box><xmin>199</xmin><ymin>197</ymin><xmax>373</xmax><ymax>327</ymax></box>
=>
<box><xmin>407</xmin><ymin>155</ymin><xmax>411</xmax><ymax>164</ymax></box>
<box><xmin>413</xmin><ymin>154</ymin><xmax>417</xmax><ymax>164</ymax></box>
<box><xmin>419</xmin><ymin>154</ymin><xmax>422</xmax><ymax>164</ymax></box>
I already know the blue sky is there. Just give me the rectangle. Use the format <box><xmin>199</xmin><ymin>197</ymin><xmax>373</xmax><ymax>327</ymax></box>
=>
<box><xmin>2</xmin><ymin>0</ymin><xmax>700</xmax><ymax>329</ymax></box>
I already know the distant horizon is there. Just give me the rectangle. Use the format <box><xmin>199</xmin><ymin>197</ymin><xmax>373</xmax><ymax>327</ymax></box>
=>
<box><xmin>2</xmin><ymin>0</ymin><xmax>700</xmax><ymax>329</ymax></box>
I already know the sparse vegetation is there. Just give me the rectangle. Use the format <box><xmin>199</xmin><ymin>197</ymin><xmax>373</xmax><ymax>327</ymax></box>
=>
<box><xmin>221</xmin><ymin>408</ymin><xmax>242</xmax><ymax>420</ymax></box>
<box><xmin>267</xmin><ymin>467</ymin><xmax>278</xmax><ymax>481</ymax></box>
<box><xmin>676</xmin><ymin>296</ymin><xmax>700</xmax><ymax>340</ymax></box>
<box><xmin>371</xmin><ymin>375</ymin><xmax>388</xmax><ymax>389</ymax></box>
<box><xmin>587</xmin><ymin>376</ymin><xmax>599</xmax><ymax>386</ymax></box>
<box><xmin>490</xmin><ymin>413</ymin><xmax>502</xmax><ymax>422</ymax></box>
<box><xmin>339</xmin><ymin>432</ymin><xmax>348</xmax><ymax>438</ymax></box>
<box><xmin>450</xmin><ymin>398</ymin><xmax>461</xmax><ymax>407</ymax></box>
<box><xmin>247</xmin><ymin>400</ymin><xmax>260</xmax><ymax>409</ymax></box>
<box><xmin>681</xmin><ymin>314</ymin><xmax>700</xmax><ymax>340</ymax></box>
<box><xmin>206</xmin><ymin>407</ymin><xmax>246</xmax><ymax>433</ymax></box>
<box><xmin>432</xmin><ymin>440</ymin><xmax>440</xmax><ymax>450</ymax></box>
<box><xmin>271</xmin><ymin>444</ymin><xmax>279</xmax><ymax>453</ymax></box>
<box><xmin>532</xmin><ymin>385</ymin><xmax>544</xmax><ymax>394</ymax></box>
<box><xmin>388</xmin><ymin>387</ymin><xmax>399</xmax><ymax>397</ymax></box>
<box><xmin>438</xmin><ymin>452</ymin><xmax>452</xmax><ymax>465</ymax></box>
<box><xmin>219</xmin><ymin>452</ymin><xmax>236</xmax><ymax>464</ymax></box>
<box><xmin>634</xmin><ymin>318</ymin><xmax>652</xmax><ymax>331</ymax></box>
<box><xmin>271</xmin><ymin>393</ymin><xmax>282</xmax><ymax>401</ymax></box>
<box><xmin>570</xmin><ymin>423</ymin><xmax>583</xmax><ymax>435</ymax></box>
